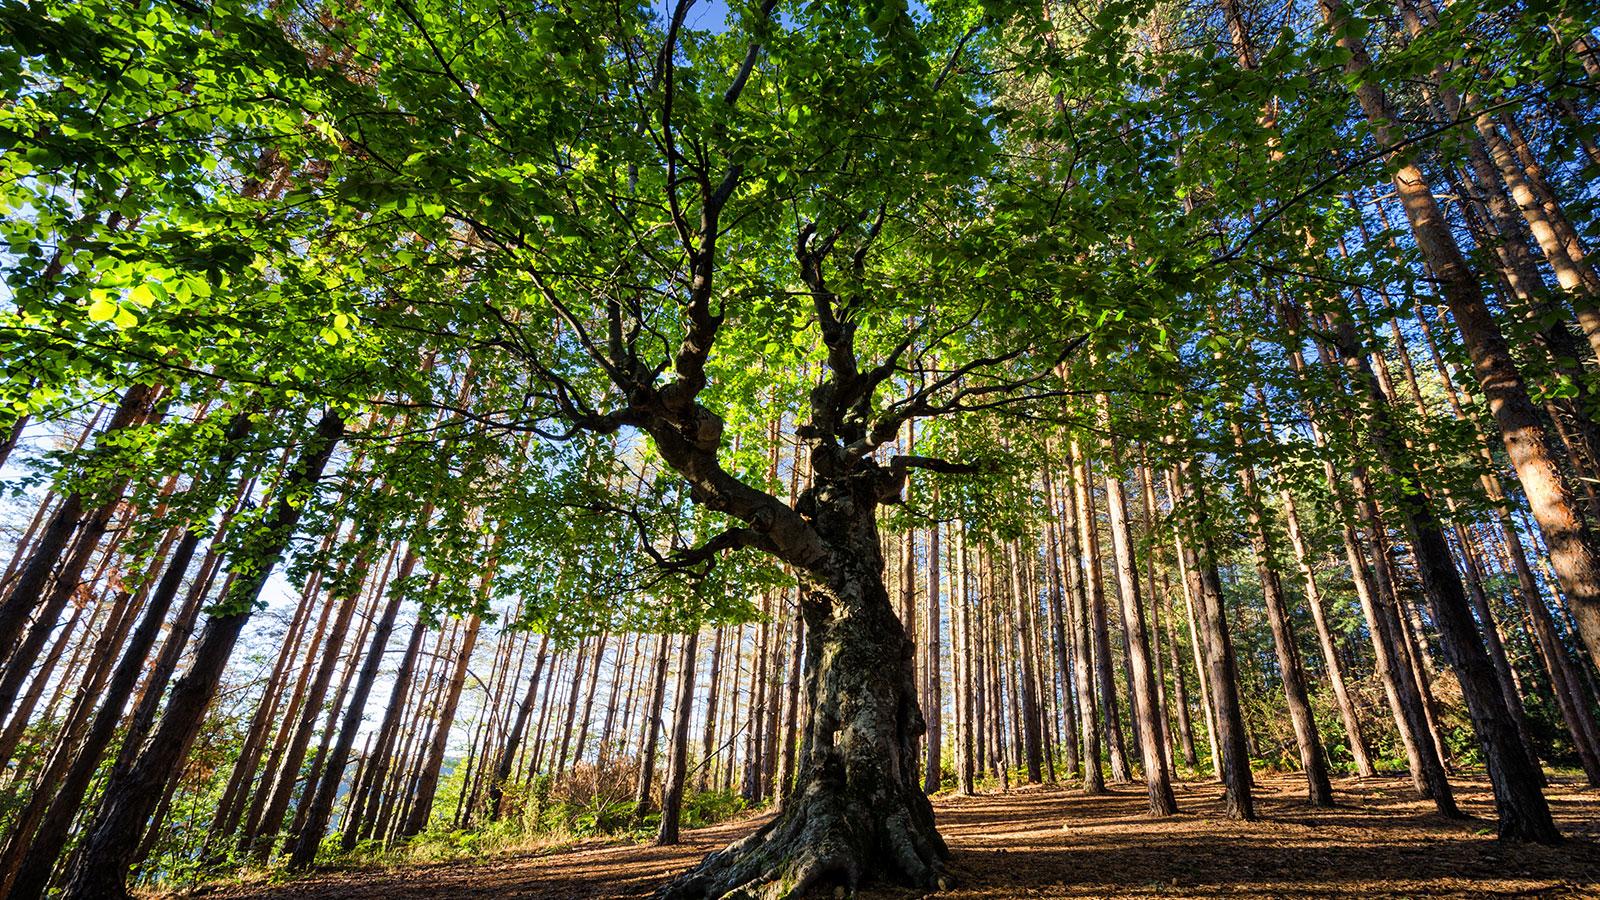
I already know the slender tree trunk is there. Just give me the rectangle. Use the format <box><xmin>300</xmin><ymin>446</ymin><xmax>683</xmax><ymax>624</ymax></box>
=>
<box><xmin>1005</xmin><ymin>541</ymin><xmax>1043</xmax><ymax>784</ymax></box>
<box><xmin>598</xmin><ymin>632</ymin><xmax>632</xmax><ymax>765</ymax></box>
<box><xmin>953</xmin><ymin>521</ymin><xmax>977</xmax><ymax>795</ymax></box>
<box><xmin>1283</xmin><ymin>301</ymin><xmax>1456</xmax><ymax>807</ymax></box>
<box><xmin>1062</xmin><ymin>453</ymin><xmax>1106</xmax><ymax>794</ymax></box>
<box><xmin>487</xmin><ymin>633</ymin><xmax>549</xmax><ymax>818</ymax></box>
<box><xmin>59</xmin><ymin>410</ymin><xmax>344</xmax><ymax>900</ymax></box>
<box><xmin>1141</xmin><ymin>462</ymin><xmax>1198</xmax><ymax>770</ymax></box>
<box><xmin>1228</xmin><ymin>423</ymin><xmax>1334</xmax><ymax>806</ymax></box>
<box><xmin>1173</xmin><ymin>458</ymin><xmax>1255</xmax><ymax>820</ymax></box>
<box><xmin>345</xmin><ymin>614</ymin><xmax>429</xmax><ymax>847</ymax></box>
<box><xmin>400</xmin><ymin>610</ymin><xmax>483</xmax><ymax>837</ymax></box>
<box><xmin>211</xmin><ymin>530</ymin><xmax>330</xmax><ymax>841</ymax></box>
<box><xmin>1072</xmin><ymin>440</ymin><xmax>1131</xmax><ymax>783</ymax></box>
<box><xmin>1417</xmin><ymin>303</ymin><xmax>1600</xmax><ymax>783</ymax></box>
<box><xmin>572</xmin><ymin>630</ymin><xmax>601</xmax><ymax>762</ymax></box>
<box><xmin>290</xmin><ymin>557</ymin><xmax>392</xmax><ymax>843</ymax></box>
<box><xmin>924</xmin><ymin>523</ymin><xmax>944</xmax><ymax>792</ymax></box>
<box><xmin>634</xmin><ymin>632</ymin><xmax>672</xmax><ymax>820</ymax></box>
<box><xmin>658</xmin><ymin>629</ymin><xmax>701</xmax><ymax>845</ymax></box>
<box><xmin>2</xmin><ymin>523</ymin><xmax>204</xmax><ymax>899</ymax></box>
<box><xmin>697</xmin><ymin>628</ymin><xmax>724</xmax><ymax>792</ymax></box>
<box><xmin>1316</xmin><ymin>274</ymin><xmax>1555</xmax><ymax>838</ymax></box>
<box><xmin>554</xmin><ymin>635</ymin><xmax>592</xmax><ymax>776</ymax></box>
<box><xmin>248</xmin><ymin>547</ymin><xmax>373</xmax><ymax>858</ymax></box>
<box><xmin>286</xmin><ymin>503</ymin><xmax>433</xmax><ymax>869</ymax></box>
<box><xmin>1098</xmin><ymin>433</ymin><xmax>1177</xmax><ymax>815</ymax></box>
<box><xmin>1281</xmin><ymin>486</ymin><xmax>1376</xmax><ymax>777</ymax></box>
<box><xmin>1044</xmin><ymin>463</ymin><xmax>1082</xmax><ymax>776</ymax></box>
<box><xmin>1165</xmin><ymin>474</ymin><xmax>1222</xmax><ymax>778</ymax></box>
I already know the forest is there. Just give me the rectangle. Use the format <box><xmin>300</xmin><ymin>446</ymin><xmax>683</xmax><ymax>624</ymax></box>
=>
<box><xmin>0</xmin><ymin>0</ymin><xmax>1598</xmax><ymax>896</ymax></box>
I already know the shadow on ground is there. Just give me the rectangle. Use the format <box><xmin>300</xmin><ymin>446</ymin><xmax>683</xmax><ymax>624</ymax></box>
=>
<box><xmin>193</xmin><ymin>773</ymin><xmax>1600</xmax><ymax>899</ymax></box>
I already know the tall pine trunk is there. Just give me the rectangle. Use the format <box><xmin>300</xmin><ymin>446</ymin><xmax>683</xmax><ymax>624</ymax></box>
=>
<box><xmin>1318</xmin><ymin>0</ymin><xmax>1600</xmax><ymax>682</ymax></box>
<box><xmin>657</xmin><ymin>629</ymin><xmax>701</xmax><ymax>845</ymax></box>
<box><xmin>1173</xmin><ymin>458</ymin><xmax>1255</xmax><ymax>820</ymax></box>
<box><xmin>59</xmin><ymin>410</ymin><xmax>344</xmax><ymax>900</ymax></box>
<box><xmin>1099</xmin><ymin>428</ymin><xmax>1177</xmax><ymax>815</ymax></box>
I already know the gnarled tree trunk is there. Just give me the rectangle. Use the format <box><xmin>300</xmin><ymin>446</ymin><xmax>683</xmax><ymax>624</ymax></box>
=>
<box><xmin>660</xmin><ymin>477</ymin><xmax>946</xmax><ymax>899</ymax></box>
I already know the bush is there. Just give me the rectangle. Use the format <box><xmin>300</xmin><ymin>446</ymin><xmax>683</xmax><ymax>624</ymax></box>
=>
<box><xmin>681</xmin><ymin>789</ymin><xmax>746</xmax><ymax>828</ymax></box>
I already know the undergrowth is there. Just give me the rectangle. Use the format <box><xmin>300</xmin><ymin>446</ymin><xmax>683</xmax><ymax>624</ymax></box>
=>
<box><xmin>158</xmin><ymin>755</ymin><xmax>750</xmax><ymax>894</ymax></box>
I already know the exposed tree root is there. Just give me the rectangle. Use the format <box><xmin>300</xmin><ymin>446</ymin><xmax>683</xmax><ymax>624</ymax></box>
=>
<box><xmin>657</xmin><ymin>765</ymin><xmax>947</xmax><ymax>900</ymax></box>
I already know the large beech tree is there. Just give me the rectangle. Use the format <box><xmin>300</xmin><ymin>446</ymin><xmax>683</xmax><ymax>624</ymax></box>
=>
<box><xmin>162</xmin><ymin>0</ymin><xmax>1123</xmax><ymax>892</ymax></box>
<box><xmin>3</xmin><ymin>0</ymin><xmax>1598</xmax><ymax>895</ymax></box>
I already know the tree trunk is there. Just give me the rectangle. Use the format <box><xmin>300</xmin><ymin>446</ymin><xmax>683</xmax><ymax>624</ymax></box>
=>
<box><xmin>1071</xmin><ymin>439</ymin><xmax>1131</xmax><ymax>784</ymax></box>
<box><xmin>697</xmin><ymin>628</ymin><xmax>724</xmax><ymax>791</ymax></box>
<box><xmin>658</xmin><ymin>629</ymin><xmax>702</xmax><ymax>845</ymax></box>
<box><xmin>286</xmin><ymin>507</ymin><xmax>430</xmax><ymax>869</ymax></box>
<box><xmin>1229</xmin><ymin>430</ymin><xmax>1334</xmax><ymax>806</ymax></box>
<box><xmin>554</xmin><ymin>635</ymin><xmax>592</xmax><ymax>776</ymax></box>
<box><xmin>1044</xmin><ymin>463</ymin><xmax>1082</xmax><ymax>776</ymax></box>
<box><xmin>1057</xmin><ymin>456</ymin><xmax>1106</xmax><ymax>794</ymax></box>
<box><xmin>1099</xmin><ymin>438</ymin><xmax>1177</xmax><ymax>815</ymax></box>
<box><xmin>1165</xmin><ymin>472</ymin><xmax>1223</xmax><ymax>778</ymax></box>
<box><xmin>1281</xmin><ymin>486</ymin><xmax>1376</xmax><ymax>777</ymax></box>
<box><xmin>400</xmin><ymin>611</ymin><xmax>483</xmax><ymax>837</ymax></box>
<box><xmin>211</xmin><ymin>530</ymin><xmax>330</xmax><ymax>842</ymax></box>
<box><xmin>953</xmin><ymin>521</ymin><xmax>977</xmax><ymax>795</ymax></box>
<box><xmin>2</xmin><ymin>525</ymin><xmax>201</xmax><ymax>900</ymax></box>
<box><xmin>58</xmin><ymin>410</ymin><xmax>344</xmax><ymax>900</ymax></box>
<box><xmin>776</xmin><ymin>608</ymin><xmax>806</xmax><ymax>805</ymax></box>
<box><xmin>635</xmin><ymin>632</ymin><xmax>672</xmax><ymax>820</ymax></box>
<box><xmin>0</xmin><ymin>384</ymin><xmax>158</xmax><ymax>722</ymax></box>
<box><xmin>924</xmin><ymin>523</ymin><xmax>943</xmax><ymax>792</ymax></box>
<box><xmin>1173</xmin><ymin>458</ymin><xmax>1255</xmax><ymax>820</ymax></box>
<box><xmin>1006</xmin><ymin>541</ymin><xmax>1044</xmax><ymax>784</ymax></box>
<box><xmin>487</xmin><ymin>633</ymin><xmax>549</xmax><ymax>817</ymax></box>
<box><xmin>660</xmin><ymin>477</ymin><xmax>946</xmax><ymax>898</ymax></box>
<box><xmin>344</xmin><ymin>614</ymin><xmax>429</xmax><ymax>847</ymax></box>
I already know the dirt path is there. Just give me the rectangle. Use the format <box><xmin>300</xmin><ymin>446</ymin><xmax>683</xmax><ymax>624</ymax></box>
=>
<box><xmin>196</xmin><ymin>774</ymin><xmax>1600</xmax><ymax>899</ymax></box>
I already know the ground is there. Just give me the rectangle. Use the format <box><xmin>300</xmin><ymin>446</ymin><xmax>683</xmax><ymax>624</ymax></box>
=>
<box><xmin>188</xmin><ymin>774</ymin><xmax>1600</xmax><ymax>899</ymax></box>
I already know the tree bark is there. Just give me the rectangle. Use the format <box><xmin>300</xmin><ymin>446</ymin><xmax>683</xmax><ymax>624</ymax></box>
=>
<box><xmin>58</xmin><ymin>409</ymin><xmax>344</xmax><ymax>900</ymax></box>
<box><xmin>1173</xmin><ymin>458</ymin><xmax>1255</xmax><ymax>820</ymax></box>
<box><xmin>658</xmin><ymin>629</ymin><xmax>702</xmax><ymax>845</ymax></box>
<box><xmin>660</xmin><ymin>473</ymin><xmax>946</xmax><ymax>898</ymax></box>
<box><xmin>1099</xmin><ymin>435</ymin><xmax>1178</xmax><ymax>815</ymax></box>
<box><xmin>286</xmin><ymin>504</ymin><xmax>431</xmax><ymax>869</ymax></box>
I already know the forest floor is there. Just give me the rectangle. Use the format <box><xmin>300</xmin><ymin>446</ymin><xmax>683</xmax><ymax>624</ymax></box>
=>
<box><xmin>193</xmin><ymin>773</ymin><xmax>1600</xmax><ymax>899</ymax></box>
